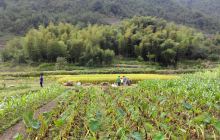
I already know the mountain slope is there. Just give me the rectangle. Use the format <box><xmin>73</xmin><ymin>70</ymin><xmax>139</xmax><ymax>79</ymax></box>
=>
<box><xmin>176</xmin><ymin>0</ymin><xmax>220</xmax><ymax>20</ymax></box>
<box><xmin>0</xmin><ymin>0</ymin><xmax>219</xmax><ymax>34</ymax></box>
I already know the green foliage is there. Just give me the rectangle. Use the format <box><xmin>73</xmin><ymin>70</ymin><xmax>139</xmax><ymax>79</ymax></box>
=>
<box><xmin>177</xmin><ymin>0</ymin><xmax>220</xmax><ymax>21</ymax></box>
<box><xmin>89</xmin><ymin>118</ymin><xmax>101</xmax><ymax>132</ymax></box>
<box><xmin>131</xmin><ymin>132</ymin><xmax>142</xmax><ymax>140</ymax></box>
<box><xmin>183</xmin><ymin>102</ymin><xmax>192</xmax><ymax>110</ymax></box>
<box><xmin>103</xmin><ymin>49</ymin><xmax>115</xmax><ymax>65</ymax></box>
<box><xmin>23</xmin><ymin>111</ymin><xmax>40</xmax><ymax>130</ymax></box>
<box><xmin>47</xmin><ymin>40</ymin><xmax>67</xmax><ymax>62</ymax></box>
<box><xmin>0</xmin><ymin>85</ymin><xmax>65</xmax><ymax>132</ymax></box>
<box><xmin>0</xmin><ymin>37</ymin><xmax>25</xmax><ymax>63</ymax></box>
<box><xmin>54</xmin><ymin>118</ymin><xmax>65</xmax><ymax>128</ymax></box>
<box><xmin>214</xmin><ymin>121</ymin><xmax>220</xmax><ymax>133</ymax></box>
<box><xmin>17</xmin><ymin>70</ymin><xmax>220</xmax><ymax>139</ymax></box>
<box><xmin>153</xmin><ymin>133</ymin><xmax>165</xmax><ymax>140</ymax></box>
<box><xmin>2</xmin><ymin>16</ymin><xmax>220</xmax><ymax>66</ymax></box>
<box><xmin>55</xmin><ymin>57</ymin><xmax>67</xmax><ymax>70</ymax></box>
<box><xmin>0</xmin><ymin>0</ymin><xmax>220</xmax><ymax>34</ymax></box>
<box><xmin>208</xmin><ymin>54</ymin><xmax>220</xmax><ymax>61</ymax></box>
<box><xmin>1</xmin><ymin>70</ymin><xmax>220</xmax><ymax>139</ymax></box>
<box><xmin>13</xmin><ymin>133</ymin><xmax>23</xmax><ymax>140</ymax></box>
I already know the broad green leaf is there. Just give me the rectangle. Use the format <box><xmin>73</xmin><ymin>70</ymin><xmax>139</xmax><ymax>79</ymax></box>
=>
<box><xmin>89</xmin><ymin>119</ymin><xmax>101</xmax><ymax>132</ymax></box>
<box><xmin>160</xmin><ymin>123</ymin><xmax>169</xmax><ymax>130</ymax></box>
<box><xmin>183</xmin><ymin>102</ymin><xmax>192</xmax><ymax>110</ymax></box>
<box><xmin>203</xmin><ymin>115</ymin><xmax>211</xmax><ymax>124</ymax></box>
<box><xmin>42</xmin><ymin>112</ymin><xmax>52</xmax><ymax>119</ymax></box>
<box><xmin>31</xmin><ymin>120</ymin><xmax>40</xmax><ymax>129</ymax></box>
<box><xmin>131</xmin><ymin>132</ymin><xmax>142</xmax><ymax>140</ymax></box>
<box><xmin>193</xmin><ymin>113</ymin><xmax>212</xmax><ymax>124</ymax></box>
<box><xmin>23</xmin><ymin>111</ymin><xmax>34</xmax><ymax>128</ymax></box>
<box><xmin>214</xmin><ymin>121</ymin><xmax>220</xmax><ymax>132</ymax></box>
<box><xmin>144</xmin><ymin>122</ymin><xmax>154</xmax><ymax>132</ymax></box>
<box><xmin>160</xmin><ymin>112</ymin><xmax>166</xmax><ymax>118</ymax></box>
<box><xmin>96</xmin><ymin>111</ymin><xmax>102</xmax><ymax>120</ymax></box>
<box><xmin>153</xmin><ymin>133</ymin><xmax>165</xmax><ymax>140</ymax></box>
<box><xmin>13</xmin><ymin>133</ymin><xmax>23</xmax><ymax>140</ymax></box>
<box><xmin>118</xmin><ymin>108</ymin><xmax>126</xmax><ymax>117</ymax></box>
<box><xmin>116</xmin><ymin>127</ymin><xmax>125</xmax><ymax>136</ymax></box>
<box><xmin>141</xmin><ymin>102</ymin><xmax>148</xmax><ymax>110</ymax></box>
<box><xmin>54</xmin><ymin>118</ymin><xmax>65</xmax><ymax>128</ymax></box>
<box><xmin>23</xmin><ymin>111</ymin><xmax>40</xmax><ymax>129</ymax></box>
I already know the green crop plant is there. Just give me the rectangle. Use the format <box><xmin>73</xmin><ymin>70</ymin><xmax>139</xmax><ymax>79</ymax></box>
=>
<box><xmin>0</xmin><ymin>84</ymin><xmax>65</xmax><ymax>133</ymax></box>
<box><xmin>2</xmin><ymin>70</ymin><xmax>219</xmax><ymax>139</ymax></box>
<box><xmin>28</xmin><ymin>89</ymin><xmax>80</xmax><ymax>139</ymax></box>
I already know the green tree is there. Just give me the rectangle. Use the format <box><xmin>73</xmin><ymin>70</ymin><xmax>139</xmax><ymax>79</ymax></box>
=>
<box><xmin>47</xmin><ymin>40</ymin><xmax>67</xmax><ymax>62</ymax></box>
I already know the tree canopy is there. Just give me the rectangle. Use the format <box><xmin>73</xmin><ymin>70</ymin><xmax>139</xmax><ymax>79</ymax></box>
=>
<box><xmin>0</xmin><ymin>0</ymin><xmax>220</xmax><ymax>34</ymax></box>
<box><xmin>1</xmin><ymin>16</ymin><xmax>220</xmax><ymax>66</ymax></box>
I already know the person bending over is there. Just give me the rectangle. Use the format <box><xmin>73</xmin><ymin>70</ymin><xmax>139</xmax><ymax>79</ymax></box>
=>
<box><xmin>116</xmin><ymin>76</ymin><xmax>121</xmax><ymax>86</ymax></box>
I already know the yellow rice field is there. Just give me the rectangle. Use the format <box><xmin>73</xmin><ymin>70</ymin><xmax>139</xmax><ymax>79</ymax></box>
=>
<box><xmin>56</xmin><ymin>74</ymin><xmax>178</xmax><ymax>84</ymax></box>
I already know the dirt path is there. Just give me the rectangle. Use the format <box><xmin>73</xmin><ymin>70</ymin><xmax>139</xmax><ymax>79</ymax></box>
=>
<box><xmin>0</xmin><ymin>99</ymin><xmax>58</xmax><ymax>140</ymax></box>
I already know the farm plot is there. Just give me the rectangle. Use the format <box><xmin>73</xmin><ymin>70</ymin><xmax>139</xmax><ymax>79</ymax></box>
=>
<box><xmin>0</xmin><ymin>76</ymin><xmax>55</xmax><ymax>102</ymax></box>
<box><xmin>56</xmin><ymin>74</ymin><xmax>178</xmax><ymax>84</ymax></box>
<box><xmin>17</xmin><ymin>72</ymin><xmax>220</xmax><ymax>139</ymax></box>
<box><xmin>0</xmin><ymin>85</ymin><xmax>66</xmax><ymax>133</ymax></box>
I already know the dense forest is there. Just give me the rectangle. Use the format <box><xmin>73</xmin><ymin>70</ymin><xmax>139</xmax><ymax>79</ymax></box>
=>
<box><xmin>176</xmin><ymin>0</ymin><xmax>220</xmax><ymax>20</ymax></box>
<box><xmin>1</xmin><ymin>16</ymin><xmax>220</xmax><ymax>66</ymax></box>
<box><xmin>0</xmin><ymin>0</ymin><xmax>220</xmax><ymax>34</ymax></box>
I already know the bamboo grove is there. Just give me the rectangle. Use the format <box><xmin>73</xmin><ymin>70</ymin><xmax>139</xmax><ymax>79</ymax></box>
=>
<box><xmin>1</xmin><ymin>16</ymin><xmax>220</xmax><ymax>66</ymax></box>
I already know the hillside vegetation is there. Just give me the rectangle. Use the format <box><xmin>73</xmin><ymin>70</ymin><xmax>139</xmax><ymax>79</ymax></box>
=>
<box><xmin>1</xmin><ymin>17</ymin><xmax>220</xmax><ymax>66</ymax></box>
<box><xmin>0</xmin><ymin>0</ymin><xmax>220</xmax><ymax>34</ymax></box>
<box><xmin>176</xmin><ymin>0</ymin><xmax>220</xmax><ymax>20</ymax></box>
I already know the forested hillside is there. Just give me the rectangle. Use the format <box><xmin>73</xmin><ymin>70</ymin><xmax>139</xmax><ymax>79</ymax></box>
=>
<box><xmin>2</xmin><ymin>17</ymin><xmax>220</xmax><ymax>66</ymax></box>
<box><xmin>176</xmin><ymin>0</ymin><xmax>220</xmax><ymax>20</ymax></box>
<box><xmin>0</xmin><ymin>0</ymin><xmax>220</xmax><ymax>34</ymax></box>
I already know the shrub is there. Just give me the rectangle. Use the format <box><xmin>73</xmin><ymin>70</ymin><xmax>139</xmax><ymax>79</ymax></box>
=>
<box><xmin>55</xmin><ymin>57</ymin><xmax>67</xmax><ymax>70</ymax></box>
<box><xmin>38</xmin><ymin>63</ymin><xmax>55</xmax><ymax>71</ymax></box>
<box><xmin>47</xmin><ymin>41</ymin><xmax>67</xmax><ymax>62</ymax></box>
<box><xmin>1</xmin><ymin>48</ymin><xmax>12</xmax><ymax>62</ymax></box>
<box><xmin>208</xmin><ymin>54</ymin><xmax>220</xmax><ymax>61</ymax></box>
<box><xmin>103</xmin><ymin>49</ymin><xmax>115</xmax><ymax>65</ymax></box>
<box><xmin>137</xmin><ymin>56</ymin><xmax>144</xmax><ymax>62</ymax></box>
<box><xmin>161</xmin><ymin>49</ymin><xmax>176</xmax><ymax>66</ymax></box>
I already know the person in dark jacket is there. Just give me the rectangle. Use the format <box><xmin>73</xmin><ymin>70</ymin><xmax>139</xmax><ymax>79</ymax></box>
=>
<box><xmin>40</xmin><ymin>73</ymin><xmax>44</xmax><ymax>87</ymax></box>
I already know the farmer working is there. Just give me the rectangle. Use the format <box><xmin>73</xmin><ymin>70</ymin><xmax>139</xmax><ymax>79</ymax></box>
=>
<box><xmin>123</xmin><ymin>76</ymin><xmax>128</xmax><ymax>86</ymax></box>
<box><xmin>116</xmin><ymin>76</ymin><xmax>121</xmax><ymax>86</ymax></box>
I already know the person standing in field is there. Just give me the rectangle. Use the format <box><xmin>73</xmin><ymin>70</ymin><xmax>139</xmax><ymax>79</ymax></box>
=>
<box><xmin>116</xmin><ymin>76</ymin><xmax>121</xmax><ymax>86</ymax></box>
<box><xmin>40</xmin><ymin>73</ymin><xmax>44</xmax><ymax>87</ymax></box>
<box><xmin>123</xmin><ymin>76</ymin><xmax>128</xmax><ymax>86</ymax></box>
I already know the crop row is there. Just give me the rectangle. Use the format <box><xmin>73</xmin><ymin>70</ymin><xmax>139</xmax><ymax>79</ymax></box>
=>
<box><xmin>0</xmin><ymin>85</ymin><xmax>65</xmax><ymax>133</ymax></box>
<box><xmin>24</xmin><ymin>71</ymin><xmax>220</xmax><ymax>139</ymax></box>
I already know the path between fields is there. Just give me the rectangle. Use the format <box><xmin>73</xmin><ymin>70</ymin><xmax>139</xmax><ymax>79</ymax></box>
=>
<box><xmin>0</xmin><ymin>98</ymin><xmax>58</xmax><ymax>140</ymax></box>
